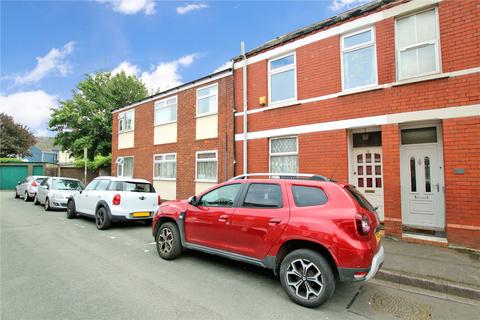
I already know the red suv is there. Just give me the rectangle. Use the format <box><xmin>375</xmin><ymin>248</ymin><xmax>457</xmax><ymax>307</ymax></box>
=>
<box><xmin>152</xmin><ymin>173</ymin><xmax>384</xmax><ymax>308</ymax></box>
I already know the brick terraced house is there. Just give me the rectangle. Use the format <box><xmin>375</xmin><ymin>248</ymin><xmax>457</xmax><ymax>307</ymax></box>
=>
<box><xmin>112</xmin><ymin>69</ymin><xmax>234</xmax><ymax>201</ymax></box>
<box><xmin>112</xmin><ymin>0</ymin><xmax>479</xmax><ymax>250</ymax></box>
<box><xmin>232</xmin><ymin>0</ymin><xmax>479</xmax><ymax>249</ymax></box>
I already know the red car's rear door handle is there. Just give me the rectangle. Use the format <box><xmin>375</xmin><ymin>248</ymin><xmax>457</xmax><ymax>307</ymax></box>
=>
<box><xmin>218</xmin><ymin>215</ymin><xmax>229</xmax><ymax>222</ymax></box>
<box><xmin>269</xmin><ymin>218</ymin><xmax>282</xmax><ymax>225</ymax></box>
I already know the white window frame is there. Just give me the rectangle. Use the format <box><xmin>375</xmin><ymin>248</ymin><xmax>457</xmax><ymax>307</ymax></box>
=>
<box><xmin>116</xmin><ymin>156</ymin><xmax>134</xmax><ymax>178</ymax></box>
<box><xmin>118</xmin><ymin>110</ymin><xmax>135</xmax><ymax>133</ymax></box>
<box><xmin>268</xmin><ymin>52</ymin><xmax>297</xmax><ymax>106</ymax></box>
<box><xmin>195</xmin><ymin>150</ymin><xmax>218</xmax><ymax>182</ymax></box>
<box><xmin>154</xmin><ymin>96</ymin><xmax>178</xmax><ymax>126</ymax></box>
<box><xmin>340</xmin><ymin>27</ymin><xmax>378</xmax><ymax>91</ymax></box>
<box><xmin>153</xmin><ymin>153</ymin><xmax>177</xmax><ymax>181</ymax></box>
<box><xmin>269</xmin><ymin>136</ymin><xmax>299</xmax><ymax>173</ymax></box>
<box><xmin>395</xmin><ymin>7</ymin><xmax>441</xmax><ymax>81</ymax></box>
<box><xmin>196</xmin><ymin>83</ymin><xmax>218</xmax><ymax>117</ymax></box>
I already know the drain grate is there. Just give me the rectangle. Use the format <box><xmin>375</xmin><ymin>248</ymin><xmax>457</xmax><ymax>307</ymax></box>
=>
<box><xmin>370</xmin><ymin>292</ymin><xmax>432</xmax><ymax>320</ymax></box>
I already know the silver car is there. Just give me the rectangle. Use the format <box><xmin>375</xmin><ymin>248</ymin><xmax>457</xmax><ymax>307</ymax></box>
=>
<box><xmin>15</xmin><ymin>176</ymin><xmax>47</xmax><ymax>201</ymax></box>
<box><xmin>34</xmin><ymin>177</ymin><xmax>85</xmax><ymax>211</ymax></box>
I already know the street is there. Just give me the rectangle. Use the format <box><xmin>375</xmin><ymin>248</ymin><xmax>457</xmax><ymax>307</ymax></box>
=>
<box><xmin>1</xmin><ymin>190</ymin><xmax>479</xmax><ymax>320</ymax></box>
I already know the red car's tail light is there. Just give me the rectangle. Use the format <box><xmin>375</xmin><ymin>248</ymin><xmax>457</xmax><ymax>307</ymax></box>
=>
<box><xmin>112</xmin><ymin>194</ymin><xmax>121</xmax><ymax>205</ymax></box>
<box><xmin>31</xmin><ymin>181</ymin><xmax>38</xmax><ymax>187</ymax></box>
<box><xmin>157</xmin><ymin>195</ymin><xmax>161</xmax><ymax>205</ymax></box>
<box><xmin>355</xmin><ymin>213</ymin><xmax>371</xmax><ymax>236</ymax></box>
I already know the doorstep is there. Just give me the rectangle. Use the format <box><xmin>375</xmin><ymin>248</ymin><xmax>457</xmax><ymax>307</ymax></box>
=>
<box><xmin>375</xmin><ymin>237</ymin><xmax>480</xmax><ymax>300</ymax></box>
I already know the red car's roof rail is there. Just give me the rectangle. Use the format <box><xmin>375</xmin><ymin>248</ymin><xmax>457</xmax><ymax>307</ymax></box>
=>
<box><xmin>229</xmin><ymin>173</ymin><xmax>329</xmax><ymax>181</ymax></box>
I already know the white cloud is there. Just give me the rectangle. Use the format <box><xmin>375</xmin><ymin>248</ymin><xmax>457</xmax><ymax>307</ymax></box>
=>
<box><xmin>111</xmin><ymin>61</ymin><xmax>140</xmax><ymax>77</ymax></box>
<box><xmin>15</xmin><ymin>42</ymin><xmax>75</xmax><ymax>84</ymax></box>
<box><xmin>329</xmin><ymin>0</ymin><xmax>370</xmax><ymax>11</ymax></box>
<box><xmin>213</xmin><ymin>61</ymin><xmax>232</xmax><ymax>73</ymax></box>
<box><xmin>112</xmin><ymin>54</ymin><xmax>198</xmax><ymax>93</ymax></box>
<box><xmin>176</xmin><ymin>3</ymin><xmax>209</xmax><ymax>15</ymax></box>
<box><xmin>97</xmin><ymin>0</ymin><xmax>156</xmax><ymax>15</ymax></box>
<box><xmin>0</xmin><ymin>90</ymin><xmax>58</xmax><ymax>135</ymax></box>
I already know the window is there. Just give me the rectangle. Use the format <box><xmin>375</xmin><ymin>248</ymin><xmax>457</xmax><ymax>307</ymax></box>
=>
<box><xmin>198</xmin><ymin>184</ymin><xmax>242</xmax><ymax>207</ymax></box>
<box><xmin>243</xmin><ymin>183</ymin><xmax>283</xmax><ymax>208</ymax></box>
<box><xmin>292</xmin><ymin>186</ymin><xmax>328</xmax><ymax>207</ymax></box>
<box><xmin>155</xmin><ymin>96</ymin><xmax>177</xmax><ymax>125</ymax></box>
<box><xmin>85</xmin><ymin>179</ymin><xmax>99</xmax><ymax>191</ymax></box>
<box><xmin>117</xmin><ymin>156</ymin><xmax>133</xmax><ymax>178</ymax></box>
<box><xmin>341</xmin><ymin>28</ymin><xmax>377</xmax><ymax>90</ymax></box>
<box><xmin>95</xmin><ymin>179</ymin><xmax>111</xmax><ymax>191</ymax></box>
<box><xmin>270</xmin><ymin>137</ymin><xmax>298</xmax><ymax>174</ymax></box>
<box><xmin>396</xmin><ymin>8</ymin><xmax>440</xmax><ymax>79</ymax></box>
<box><xmin>268</xmin><ymin>53</ymin><xmax>296</xmax><ymax>104</ymax></box>
<box><xmin>345</xmin><ymin>185</ymin><xmax>376</xmax><ymax>212</ymax></box>
<box><xmin>119</xmin><ymin>110</ymin><xmax>135</xmax><ymax>132</ymax></box>
<box><xmin>196</xmin><ymin>84</ymin><xmax>218</xmax><ymax>116</ymax></box>
<box><xmin>154</xmin><ymin>154</ymin><xmax>176</xmax><ymax>180</ymax></box>
<box><xmin>401</xmin><ymin>127</ymin><xmax>437</xmax><ymax>145</ymax></box>
<box><xmin>196</xmin><ymin>151</ymin><xmax>217</xmax><ymax>181</ymax></box>
<box><xmin>52</xmin><ymin>179</ymin><xmax>84</xmax><ymax>191</ymax></box>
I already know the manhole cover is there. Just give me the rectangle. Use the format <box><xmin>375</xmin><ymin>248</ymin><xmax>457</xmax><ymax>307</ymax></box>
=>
<box><xmin>370</xmin><ymin>292</ymin><xmax>432</xmax><ymax>320</ymax></box>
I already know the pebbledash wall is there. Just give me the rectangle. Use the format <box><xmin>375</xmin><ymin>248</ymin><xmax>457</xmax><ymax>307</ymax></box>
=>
<box><xmin>232</xmin><ymin>0</ymin><xmax>480</xmax><ymax>249</ymax></box>
<box><xmin>112</xmin><ymin>69</ymin><xmax>234</xmax><ymax>201</ymax></box>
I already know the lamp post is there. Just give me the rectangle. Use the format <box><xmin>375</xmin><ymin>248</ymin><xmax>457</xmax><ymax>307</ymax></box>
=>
<box><xmin>83</xmin><ymin>147</ymin><xmax>87</xmax><ymax>184</ymax></box>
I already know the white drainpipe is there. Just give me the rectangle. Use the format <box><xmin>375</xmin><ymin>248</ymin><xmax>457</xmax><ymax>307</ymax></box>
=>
<box><xmin>241</xmin><ymin>42</ymin><xmax>248</xmax><ymax>175</ymax></box>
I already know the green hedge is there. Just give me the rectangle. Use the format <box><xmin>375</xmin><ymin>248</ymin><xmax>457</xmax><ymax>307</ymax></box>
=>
<box><xmin>74</xmin><ymin>154</ymin><xmax>111</xmax><ymax>170</ymax></box>
<box><xmin>0</xmin><ymin>158</ymin><xmax>24</xmax><ymax>163</ymax></box>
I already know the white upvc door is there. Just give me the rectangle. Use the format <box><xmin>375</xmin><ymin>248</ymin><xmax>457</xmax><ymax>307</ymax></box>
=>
<box><xmin>352</xmin><ymin>147</ymin><xmax>384</xmax><ymax>220</ymax></box>
<box><xmin>400</xmin><ymin>144</ymin><xmax>445</xmax><ymax>230</ymax></box>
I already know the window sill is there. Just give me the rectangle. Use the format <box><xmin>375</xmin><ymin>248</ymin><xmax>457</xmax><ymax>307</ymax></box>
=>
<box><xmin>118</xmin><ymin>129</ymin><xmax>134</xmax><ymax>134</ymax></box>
<box><xmin>153</xmin><ymin>178</ymin><xmax>176</xmax><ymax>181</ymax></box>
<box><xmin>338</xmin><ymin>85</ymin><xmax>383</xmax><ymax>97</ymax></box>
<box><xmin>154</xmin><ymin>121</ymin><xmax>177</xmax><ymax>127</ymax></box>
<box><xmin>195</xmin><ymin>180</ymin><xmax>218</xmax><ymax>183</ymax></box>
<box><xmin>266</xmin><ymin>100</ymin><xmax>301</xmax><ymax>111</ymax></box>
<box><xmin>391</xmin><ymin>73</ymin><xmax>448</xmax><ymax>87</ymax></box>
<box><xmin>196</xmin><ymin>112</ymin><xmax>218</xmax><ymax>119</ymax></box>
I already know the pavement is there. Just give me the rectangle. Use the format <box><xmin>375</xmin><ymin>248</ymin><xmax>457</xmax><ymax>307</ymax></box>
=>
<box><xmin>1</xmin><ymin>190</ymin><xmax>479</xmax><ymax>319</ymax></box>
<box><xmin>378</xmin><ymin>236</ymin><xmax>480</xmax><ymax>300</ymax></box>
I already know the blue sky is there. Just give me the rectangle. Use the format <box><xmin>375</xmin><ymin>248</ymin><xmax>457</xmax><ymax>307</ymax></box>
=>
<box><xmin>1</xmin><ymin>0</ymin><xmax>366</xmax><ymax>136</ymax></box>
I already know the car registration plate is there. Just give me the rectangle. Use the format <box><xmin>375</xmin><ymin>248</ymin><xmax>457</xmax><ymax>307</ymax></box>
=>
<box><xmin>375</xmin><ymin>231</ymin><xmax>382</xmax><ymax>243</ymax></box>
<box><xmin>132</xmin><ymin>212</ymin><xmax>150</xmax><ymax>217</ymax></box>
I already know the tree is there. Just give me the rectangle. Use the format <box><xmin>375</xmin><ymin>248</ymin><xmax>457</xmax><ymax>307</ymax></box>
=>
<box><xmin>49</xmin><ymin>71</ymin><xmax>147</xmax><ymax>160</ymax></box>
<box><xmin>0</xmin><ymin>113</ymin><xmax>36</xmax><ymax>158</ymax></box>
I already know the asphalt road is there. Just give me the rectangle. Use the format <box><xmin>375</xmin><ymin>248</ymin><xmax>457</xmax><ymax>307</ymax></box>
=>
<box><xmin>1</xmin><ymin>190</ymin><xmax>479</xmax><ymax>320</ymax></box>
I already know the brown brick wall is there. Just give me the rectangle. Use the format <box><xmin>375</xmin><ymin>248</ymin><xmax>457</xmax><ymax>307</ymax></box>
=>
<box><xmin>112</xmin><ymin>75</ymin><xmax>234</xmax><ymax>200</ymax></box>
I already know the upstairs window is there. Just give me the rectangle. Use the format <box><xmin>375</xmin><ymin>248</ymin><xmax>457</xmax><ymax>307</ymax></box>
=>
<box><xmin>396</xmin><ymin>8</ymin><xmax>440</xmax><ymax>80</ymax></box>
<box><xmin>270</xmin><ymin>137</ymin><xmax>298</xmax><ymax>174</ymax></box>
<box><xmin>341</xmin><ymin>28</ymin><xmax>377</xmax><ymax>90</ymax></box>
<box><xmin>196</xmin><ymin>151</ymin><xmax>218</xmax><ymax>182</ymax></box>
<box><xmin>268</xmin><ymin>53</ymin><xmax>296</xmax><ymax>104</ymax></box>
<box><xmin>118</xmin><ymin>110</ymin><xmax>134</xmax><ymax>132</ymax></box>
<box><xmin>116</xmin><ymin>156</ymin><xmax>133</xmax><ymax>178</ymax></box>
<box><xmin>155</xmin><ymin>96</ymin><xmax>177</xmax><ymax>125</ymax></box>
<box><xmin>154</xmin><ymin>153</ymin><xmax>176</xmax><ymax>179</ymax></box>
<box><xmin>197</xmin><ymin>84</ymin><xmax>218</xmax><ymax>116</ymax></box>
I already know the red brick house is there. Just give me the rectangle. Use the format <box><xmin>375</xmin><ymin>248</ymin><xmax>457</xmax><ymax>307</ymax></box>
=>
<box><xmin>112</xmin><ymin>69</ymin><xmax>234</xmax><ymax>201</ymax></box>
<box><xmin>232</xmin><ymin>0</ymin><xmax>480</xmax><ymax>249</ymax></box>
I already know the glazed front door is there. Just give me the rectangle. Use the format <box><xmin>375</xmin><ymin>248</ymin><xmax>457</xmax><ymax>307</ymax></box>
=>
<box><xmin>400</xmin><ymin>145</ymin><xmax>444</xmax><ymax>230</ymax></box>
<box><xmin>352</xmin><ymin>147</ymin><xmax>384</xmax><ymax>220</ymax></box>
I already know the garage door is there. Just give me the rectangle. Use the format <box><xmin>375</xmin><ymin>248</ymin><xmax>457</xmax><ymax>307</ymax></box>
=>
<box><xmin>0</xmin><ymin>166</ymin><xmax>29</xmax><ymax>190</ymax></box>
<box><xmin>33</xmin><ymin>165</ymin><xmax>44</xmax><ymax>176</ymax></box>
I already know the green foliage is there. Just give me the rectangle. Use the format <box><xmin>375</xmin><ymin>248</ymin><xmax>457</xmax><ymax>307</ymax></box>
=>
<box><xmin>0</xmin><ymin>113</ymin><xmax>36</xmax><ymax>158</ymax></box>
<box><xmin>74</xmin><ymin>154</ymin><xmax>112</xmax><ymax>170</ymax></box>
<box><xmin>49</xmin><ymin>71</ymin><xmax>147</xmax><ymax>160</ymax></box>
<box><xmin>0</xmin><ymin>158</ymin><xmax>24</xmax><ymax>163</ymax></box>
